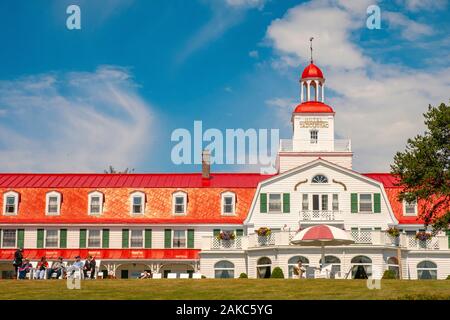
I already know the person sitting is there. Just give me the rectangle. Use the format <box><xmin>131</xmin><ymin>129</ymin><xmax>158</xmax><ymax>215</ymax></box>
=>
<box><xmin>18</xmin><ymin>259</ymin><xmax>32</xmax><ymax>279</ymax></box>
<box><xmin>47</xmin><ymin>257</ymin><xmax>65</xmax><ymax>279</ymax></box>
<box><xmin>297</xmin><ymin>260</ymin><xmax>306</xmax><ymax>279</ymax></box>
<box><xmin>66</xmin><ymin>256</ymin><xmax>84</xmax><ymax>279</ymax></box>
<box><xmin>35</xmin><ymin>257</ymin><xmax>48</xmax><ymax>280</ymax></box>
<box><xmin>139</xmin><ymin>271</ymin><xmax>151</xmax><ymax>279</ymax></box>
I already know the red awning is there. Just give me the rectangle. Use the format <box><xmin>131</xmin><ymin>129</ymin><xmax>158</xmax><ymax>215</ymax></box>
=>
<box><xmin>0</xmin><ymin>249</ymin><xmax>200</xmax><ymax>261</ymax></box>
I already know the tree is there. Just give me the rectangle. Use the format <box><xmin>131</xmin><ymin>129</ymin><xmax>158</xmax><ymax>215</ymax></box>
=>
<box><xmin>391</xmin><ymin>102</ymin><xmax>450</xmax><ymax>232</ymax></box>
<box><xmin>104</xmin><ymin>166</ymin><xmax>135</xmax><ymax>174</ymax></box>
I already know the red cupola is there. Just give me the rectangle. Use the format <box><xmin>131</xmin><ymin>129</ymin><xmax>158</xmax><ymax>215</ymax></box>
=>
<box><xmin>301</xmin><ymin>63</ymin><xmax>324</xmax><ymax>79</ymax></box>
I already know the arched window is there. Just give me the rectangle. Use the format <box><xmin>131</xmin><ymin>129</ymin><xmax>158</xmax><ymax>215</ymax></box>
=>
<box><xmin>351</xmin><ymin>255</ymin><xmax>372</xmax><ymax>279</ymax></box>
<box><xmin>88</xmin><ymin>191</ymin><xmax>104</xmax><ymax>215</ymax></box>
<box><xmin>319</xmin><ymin>255</ymin><xmax>341</xmax><ymax>279</ymax></box>
<box><xmin>46</xmin><ymin>191</ymin><xmax>62</xmax><ymax>216</ymax></box>
<box><xmin>312</xmin><ymin>174</ymin><xmax>328</xmax><ymax>183</ymax></box>
<box><xmin>214</xmin><ymin>260</ymin><xmax>234</xmax><ymax>279</ymax></box>
<box><xmin>417</xmin><ymin>261</ymin><xmax>437</xmax><ymax>280</ymax></box>
<box><xmin>172</xmin><ymin>191</ymin><xmax>187</xmax><ymax>215</ymax></box>
<box><xmin>288</xmin><ymin>256</ymin><xmax>309</xmax><ymax>278</ymax></box>
<box><xmin>387</xmin><ymin>257</ymin><xmax>399</xmax><ymax>279</ymax></box>
<box><xmin>3</xmin><ymin>191</ymin><xmax>19</xmax><ymax>215</ymax></box>
<box><xmin>221</xmin><ymin>191</ymin><xmax>236</xmax><ymax>215</ymax></box>
<box><xmin>257</xmin><ymin>257</ymin><xmax>272</xmax><ymax>279</ymax></box>
<box><xmin>130</xmin><ymin>191</ymin><xmax>145</xmax><ymax>215</ymax></box>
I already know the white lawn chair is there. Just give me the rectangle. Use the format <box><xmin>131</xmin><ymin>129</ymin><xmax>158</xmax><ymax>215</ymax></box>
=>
<box><xmin>167</xmin><ymin>273</ymin><xmax>177</xmax><ymax>279</ymax></box>
<box><xmin>192</xmin><ymin>273</ymin><xmax>202</xmax><ymax>279</ymax></box>
<box><xmin>179</xmin><ymin>273</ymin><xmax>189</xmax><ymax>279</ymax></box>
<box><xmin>17</xmin><ymin>261</ymin><xmax>37</xmax><ymax>280</ymax></box>
<box><xmin>152</xmin><ymin>273</ymin><xmax>162</xmax><ymax>279</ymax></box>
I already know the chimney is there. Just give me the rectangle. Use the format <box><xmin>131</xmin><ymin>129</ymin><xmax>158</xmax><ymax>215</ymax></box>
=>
<box><xmin>202</xmin><ymin>149</ymin><xmax>211</xmax><ymax>179</ymax></box>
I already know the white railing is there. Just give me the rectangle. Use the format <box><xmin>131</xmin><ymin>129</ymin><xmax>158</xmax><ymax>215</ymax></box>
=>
<box><xmin>350</xmin><ymin>230</ymin><xmax>373</xmax><ymax>244</ymax></box>
<box><xmin>278</xmin><ymin>139</ymin><xmax>351</xmax><ymax>152</ymax></box>
<box><xmin>405</xmin><ymin>235</ymin><xmax>440</xmax><ymax>250</ymax></box>
<box><xmin>301</xmin><ymin>210</ymin><xmax>342</xmax><ymax>221</ymax></box>
<box><xmin>210</xmin><ymin>237</ymin><xmax>242</xmax><ymax>250</ymax></box>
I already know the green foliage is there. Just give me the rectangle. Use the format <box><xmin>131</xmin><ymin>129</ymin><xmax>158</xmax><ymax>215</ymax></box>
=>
<box><xmin>239</xmin><ymin>273</ymin><xmax>248</xmax><ymax>278</ymax></box>
<box><xmin>391</xmin><ymin>102</ymin><xmax>450</xmax><ymax>231</ymax></box>
<box><xmin>270</xmin><ymin>267</ymin><xmax>285</xmax><ymax>279</ymax></box>
<box><xmin>382</xmin><ymin>270</ymin><xmax>397</xmax><ymax>279</ymax></box>
<box><xmin>446</xmin><ymin>275</ymin><xmax>450</xmax><ymax>280</ymax></box>
<box><xmin>104</xmin><ymin>165</ymin><xmax>135</xmax><ymax>174</ymax></box>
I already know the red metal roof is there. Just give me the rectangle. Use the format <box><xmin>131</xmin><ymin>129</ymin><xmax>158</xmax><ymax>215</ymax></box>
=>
<box><xmin>0</xmin><ymin>173</ymin><xmax>272</xmax><ymax>189</ymax></box>
<box><xmin>0</xmin><ymin>249</ymin><xmax>200</xmax><ymax>261</ymax></box>
<box><xmin>294</xmin><ymin>101</ymin><xmax>335</xmax><ymax>113</ymax></box>
<box><xmin>363</xmin><ymin>173</ymin><xmax>401</xmax><ymax>188</ymax></box>
<box><xmin>301</xmin><ymin>63</ymin><xmax>324</xmax><ymax>79</ymax></box>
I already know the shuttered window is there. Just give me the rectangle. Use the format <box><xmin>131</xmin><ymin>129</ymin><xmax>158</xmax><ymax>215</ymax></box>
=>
<box><xmin>187</xmin><ymin>229</ymin><xmax>195</xmax><ymax>248</ymax></box>
<box><xmin>102</xmin><ymin>229</ymin><xmax>110</xmax><ymax>248</ymax></box>
<box><xmin>60</xmin><ymin>229</ymin><xmax>67</xmax><ymax>248</ymax></box>
<box><xmin>37</xmin><ymin>229</ymin><xmax>44</xmax><ymax>248</ymax></box>
<box><xmin>260</xmin><ymin>193</ymin><xmax>267</xmax><ymax>213</ymax></box>
<box><xmin>164</xmin><ymin>229</ymin><xmax>172</xmax><ymax>248</ymax></box>
<box><xmin>122</xmin><ymin>229</ymin><xmax>129</xmax><ymax>248</ymax></box>
<box><xmin>351</xmin><ymin>193</ymin><xmax>358</xmax><ymax>213</ymax></box>
<box><xmin>374</xmin><ymin>193</ymin><xmax>381</xmax><ymax>213</ymax></box>
<box><xmin>17</xmin><ymin>229</ymin><xmax>24</xmax><ymax>248</ymax></box>
<box><xmin>283</xmin><ymin>193</ymin><xmax>290</xmax><ymax>213</ymax></box>
<box><xmin>144</xmin><ymin>229</ymin><xmax>152</xmax><ymax>248</ymax></box>
<box><xmin>79</xmin><ymin>229</ymin><xmax>87</xmax><ymax>248</ymax></box>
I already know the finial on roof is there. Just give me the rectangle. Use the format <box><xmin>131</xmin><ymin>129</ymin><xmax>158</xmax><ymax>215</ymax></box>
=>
<box><xmin>309</xmin><ymin>37</ymin><xmax>314</xmax><ymax>64</ymax></box>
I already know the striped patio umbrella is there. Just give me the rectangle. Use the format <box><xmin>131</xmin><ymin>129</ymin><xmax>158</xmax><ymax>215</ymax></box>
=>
<box><xmin>291</xmin><ymin>225</ymin><xmax>354</xmax><ymax>271</ymax></box>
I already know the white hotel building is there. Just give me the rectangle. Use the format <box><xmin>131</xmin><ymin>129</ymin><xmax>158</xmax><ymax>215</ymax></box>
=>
<box><xmin>1</xmin><ymin>62</ymin><xmax>449</xmax><ymax>280</ymax></box>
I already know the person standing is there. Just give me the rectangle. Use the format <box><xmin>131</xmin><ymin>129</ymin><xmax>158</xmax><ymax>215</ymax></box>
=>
<box><xmin>89</xmin><ymin>257</ymin><xmax>97</xmax><ymax>279</ymax></box>
<box><xmin>13</xmin><ymin>248</ymin><xmax>23</xmax><ymax>278</ymax></box>
<box><xmin>297</xmin><ymin>260</ymin><xmax>306</xmax><ymax>279</ymax></box>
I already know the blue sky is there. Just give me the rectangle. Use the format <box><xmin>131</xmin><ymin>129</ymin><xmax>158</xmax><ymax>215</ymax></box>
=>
<box><xmin>0</xmin><ymin>0</ymin><xmax>449</xmax><ymax>173</ymax></box>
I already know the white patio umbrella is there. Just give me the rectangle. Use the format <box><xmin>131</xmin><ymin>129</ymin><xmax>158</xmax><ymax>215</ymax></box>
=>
<box><xmin>291</xmin><ymin>225</ymin><xmax>354</xmax><ymax>272</ymax></box>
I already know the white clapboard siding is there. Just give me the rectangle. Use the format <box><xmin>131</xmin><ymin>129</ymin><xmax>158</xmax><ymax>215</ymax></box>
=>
<box><xmin>279</xmin><ymin>155</ymin><xmax>352</xmax><ymax>172</ymax></box>
<box><xmin>24</xmin><ymin>228</ymin><xmax>36</xmax><ymax>248</ymax></box>
<box><xmin>200</xmin><ymin>253</ymin><xmax>247</xmax><ymax>279</ymax></box>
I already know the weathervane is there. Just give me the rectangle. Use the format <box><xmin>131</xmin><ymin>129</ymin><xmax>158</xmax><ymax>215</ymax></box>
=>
<box><xmin>309</xmin><ymin>37</ymin><xmax>314</xmax><ymax>64</ymax></box>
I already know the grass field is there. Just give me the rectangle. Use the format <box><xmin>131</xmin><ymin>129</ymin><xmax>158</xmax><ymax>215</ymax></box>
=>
<box><xmin>0</xmin><ymin>279</ymin><xmax>449</xmax><ymax>300</ymax></box>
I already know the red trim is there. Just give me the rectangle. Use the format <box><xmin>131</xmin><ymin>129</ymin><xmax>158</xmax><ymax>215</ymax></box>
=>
<box><xmin>0</xmin><ymin>218</ymin><xmax>244</xmax><ymax>225</ymax></box>
<box><xmin>0</xmin><ymin>249</ymin><xmax>200</xmax><ymax>261</ymax></box>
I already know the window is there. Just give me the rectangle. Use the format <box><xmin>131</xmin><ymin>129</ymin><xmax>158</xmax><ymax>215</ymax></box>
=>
<box><xmin>359</xmin><ymin>194</ymin><xmax>373</xmax><ymax>212</ymax></box>
<box><xmin>173</xmin><ymin>230</ymin><xmax>186</xmax><ymax>248</ymax></box>
<box><xmin>2</xmin><ymin>229</ymin><xmax>16</xmax><ymax>248</ymax></box>
<box><xmin>351</xmin><ymin>255</ymin><xmax>372</xmax><ymax>279</ymax></box>
<box><xmin>221</xmin><ymin>192</ymin><xmax>236</xmax><ymax>215</ymax></box>
<box><xmin>417</xmin><ymin>261</ymin><xmax>437</xmax><ymax>280</ymax></box>
<box><xmin>130</xmin><ymin>192</ymin><xmax>145</xmax><ymax>215</ymax></box>
<box><xmin>332</xmin><ymin>194</ymin><xmax>339</xmax><ymax>211</ymax></box>
<box><xmin>45</xmin><ymin>230</ymin><xmax>59</xmax><ymax>248</ymax></box>
<box><xmin>310</xmin><ymin>130</ymin><xmax>318</xmax><ymax>144</ymax></box>
<box><xmin>387</xmin><ymin>257</ymin><xmax>399</xmax><ymax>279</ymax></box>
<box><xmin>302</xmin><ymin>194</ymin><xmax>309</xmax><ymax>211</ymax></box>
<box><xmin>321</xmin><ymin>194</ymin><xmax>328</xmax><ymax>211</ymax></box>
<box><xmin>172</xmin><ymin>191</ymin><xmax>187</xmax><ymax>215</ymax></box>
<box><xmin>312</xmin><ymin>174</ymin><xmax>328</xmax><ymax>183</ymax></box>
<box><xmin>88</xmin><ymin>192</ymin><xmax>103</xmax><ymax>215</ymax></box>
<box><xmin>214</xmin><ymin>261</ymin><xmax>235</xmax><ymax>279</ymax></box>
<box><xmin>403</xmin><ymin>199</ymin><xmax>417</xmax><ymax>216</ymax></box>
<box><xmin>46</xmin><ymin>191</ymin><xmax>61</xmax><ymax>215</ymax></box>
<box><xmin>319</xmin><ymin>255</ymin><xmax>341</xmax><ymax>279</ymax></box>
<box><xmin>88</xmin><ymin>229</ymin><xmax>101</xmax><ymax>248</ymax></box>
<box><xmin>288</xmin><ymin>256</ymin><xmax>309</xmax><ymax>278</ymax></box>
<box><xmin>257</xmin><ymin>257</ymin><xmax>272</xmax><ymax>279</ymax></box>
<box><xmin>130</xmin><ymin>230</ymin><xmax>143</xmax><ymax>248</ymax></box>
<box><xmin>268</xmin><ymin>194</ymin><xmax>282</xmax><ymax>212</ymax></box>
<box><xmin>312</xmin><ymin>194</ymin><xmax>319</xmax><ymax>210</ymax></box>
<box><xmin>3</xmin><ymin>191</ymin><xmax>19</xmax><ymax>215</ymax></box>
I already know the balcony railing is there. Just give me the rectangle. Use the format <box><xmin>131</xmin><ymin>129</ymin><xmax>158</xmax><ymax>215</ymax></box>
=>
<box><xmin>201</xmin><ymin>231</ymin><xmax>448</xmax><ymax>251</ymax></box>
<box><xmin>301</xmin><ymin>210</ymin><xmax>342</xmax><ymax>221</ymax></box>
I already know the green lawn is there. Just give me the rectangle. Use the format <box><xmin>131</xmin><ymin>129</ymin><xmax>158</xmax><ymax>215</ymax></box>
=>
<box><xmin>0</xmin><ymin>279</ymin><xmax>449</xmax><ymax>300</ymax></box>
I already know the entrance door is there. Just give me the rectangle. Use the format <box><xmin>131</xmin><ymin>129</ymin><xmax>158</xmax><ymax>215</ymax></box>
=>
<box><xmin>163</xmin><ymin>270</ymin><xmax>171</xmax><ymax>278</ymax></box>
<box><xmin>121</xmin><ymin>270</ymin><xmax>129</xmax><ymax>279</ymax></box>
<box><xmin>257</xmin><ymin>266</ymin><xmax>271</xmax><ymax>278</ymax></box>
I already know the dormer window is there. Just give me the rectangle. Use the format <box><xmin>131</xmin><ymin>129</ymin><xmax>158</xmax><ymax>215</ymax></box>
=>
<box><xmin>88</xmin><ymin>191</ymin><xmax>104</xmax><ymax>215</ymax></box>
<box><xmin>310</xmin><ymin>130</ymin><xmax>318</xmax><ymax>144</ymax></box>
<box><xmin>130</xmin><ymin>191</ymin><xmax>145</xmax><ymax>215</ymax></box>
<box><xmin>173</xmin><ymin>191</ymin><xmax>187</xmax><ymax>215</ymax></box>
<box><xmin>312</xmin><ymin>174</ymin><xmax>328</xmax><ymax>183</ymax></box>
<box><xmin>403</xmin><ymin>199</ymin><xmax>417</xmax><ymax>216</ymax></box>
<box><xmin>46</xmin><ymin>191</ymin><xmax>61</xmax><ymax>215</ymax></box>
<box><xmin>3</xmin><ymin>191</ymin><xmax>19</xmax><ymax>215</ymax></box>
<box><xmin>221</xmin><ymin>192</ymin><xmax>236</xmax><ymax>215</ymax></box>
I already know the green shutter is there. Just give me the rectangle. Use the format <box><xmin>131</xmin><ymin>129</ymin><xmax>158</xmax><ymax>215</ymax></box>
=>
<box><xmin>446</xmin><ymin>230</ymin><xmax>450</xmax><ymax>249</ymax></box>
<box><xmin>122</xmin><ymin>229</ymin><xmax>129</xmax><ymax>248</ymax></box>
<box><xmin>37</xmin><ymin>229</ymin><xmax>44</xmax><ymax>248</ymax></box>
<box><xmin>283</xmin><ymin>193</ymin><xmax>290</xmax><ymax>213</ymax></box>
<box><xmin>164</xmin><ymin>229</ymin><xmax>172</xmax><ymax>248</ymax></box>
<box><xmin>213</xmin><ymin>229</ymin><xmax>220</xmax><ymax>237</ymax></box>
<box><xmin>351</xmin><ymin>193</ymin><xmax>358</xmax><ymax>213</ymax></box>
<box><xmin>187</xmin><ymin>229</ymin><xmax>195</xmax><ymax>248</ymax></box>
<box><xmin>236</xmin><ymin>229</ymin><xmax>244</xmax><ymax>237</ymax></box>
<box><xmin>374</xmin><ymin>193</ymin><xmax>381</xmax><ymax>213</ymax></box>
<box><xmin>79</xmin><ymin>229</ymin><xmax>87</xmax><ymax>248</ymax></box>
<box><xmin>102</xmin><ymin>229</ymin><xmax>110</xmax><ymax>248</ymax></box>
<box><xmin>144</xmin><ymin>229</ymin><xmax>152</xmax><ymax>248</ymax></box>
<box><xmin>59</xmin><ymin>229</ymin><xmax>67</xmax><ymax>248</ymax></box>
<box><xmin>17</xmin><ymin>229</ymin><xmax>24</xmax><ymax>248</ymax></box>
<box><xmin>260</xmin><ymin>193</ymin><xmax>267</xmax><ymax>213</ymax></box>
<box><xmin>0</xmin><ymin>229</ymin><xmax>2</xmax><ymax>247</ymax></box>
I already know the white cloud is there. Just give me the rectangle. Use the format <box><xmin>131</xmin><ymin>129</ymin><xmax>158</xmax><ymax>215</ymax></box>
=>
<box><xmin>384</xmin><ymin>12</ymin><xmax>434</xmax><ymax>40</ymax></box>
<box><xmin>225</xmin><ymin>0</ymin><xmax>266</xmax><ymax>10</ymax></box>
<box><xmin>0</xmin><ymin>66</ymin><xmax>154</xmax><ymax>172</ymax></box>
<box><xmin>396</xmin><ymin>0</ymin><xmax>448</xmax><ymax>12</ymax></box>
<box><xmin>265</xmin><ymin>0</ymin><xmax>450</xmax><ymax>172</ymax></box>
<box><xmin>249</xmin><ymin>50</ymin><xmax>259</xmax><ymax>59</ymax></box>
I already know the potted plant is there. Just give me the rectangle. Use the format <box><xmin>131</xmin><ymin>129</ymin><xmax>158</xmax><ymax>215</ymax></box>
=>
<box><xmin>216</xmin><ymin>231</ymin><xmax>235</xmax><ymax>241</ymax></box>
<box><xmin>387</xmin><ymin>227</ymin><xmax>400</xmax><ymax>238</ymax></box>
<box><xmin>415</xmin><ymin>231</ymin><xmax>432</xmax><ymax>241</ymax></box>
<box><xmin>256</xmin><ymin>227</ymin><xmax>272</xmax><ymax>237</ymax></box>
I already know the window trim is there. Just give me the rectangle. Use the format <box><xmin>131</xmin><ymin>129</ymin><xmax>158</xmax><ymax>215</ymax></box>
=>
<box><xmin>130</xmin><ymin>191</ymin><xmax>145</xmax><ymax>216</ymax></box>
<box><xmin>403</xmin><ymin>198</ymin><xmax>418</xmax><ymax>216</ymax></box>
<box><xmin>129</xmin><ymin>229</ymin><xmax>144</xmax><ymax>248</ymax></box>
<box><xmin>1</xmin><ymin>229</ymin><xmax>17</xmax><ymax>248</ymax></box>
<box><xmin>311</xmin><ymin>174</ymin><xmax>328</xmax><ymax>184</ymax></box>
<box><xmin>358</xmin><ymin>193</ymin><xmax>374</xmax><ymax>213</ymax></box>
<box><xmin>44</xmin><ymin>229</ymin><xmax>59</xmax><ymax>248</ymax></box>
<box><xmin>45</xmin><ymin>191</ymin><xmax>62</xmax><ymax>216</ymax></box>
<box><xmin>3</xmin><ymin>191</ymin><xmax>19</xmax><ymax>216</ymax></box>
<box><xmin>310</xmin><ymin>129</ymin><xmax>318</xmax><ymax>144</ymax></box>
<box><xmin>87</xmin><ymin>229</ymin><xmax>102</xmax><ymax>248</ymax></box>
<box><xmin>88</xmin><ymin>191</ymin><xmax>104</xmax><ymax>216</ymax></box>
<box><xmin>172</xmin><ymin>191</ymin><xmax>187</xmax><ymax>215</ymax></box>
<box><xmin>267</xmin><ymin>193</ymin><xmax>282</xmax><ymax>213</ymax></box>
<box><xmin>221</xmin><ymin>191</ymin><xmax>236</xmax><ymax>216</ymax></box>
<box><xmin>172</xmin><ymin>229</ymin><xmax>187</xmax><ymax>248</ymax></box>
